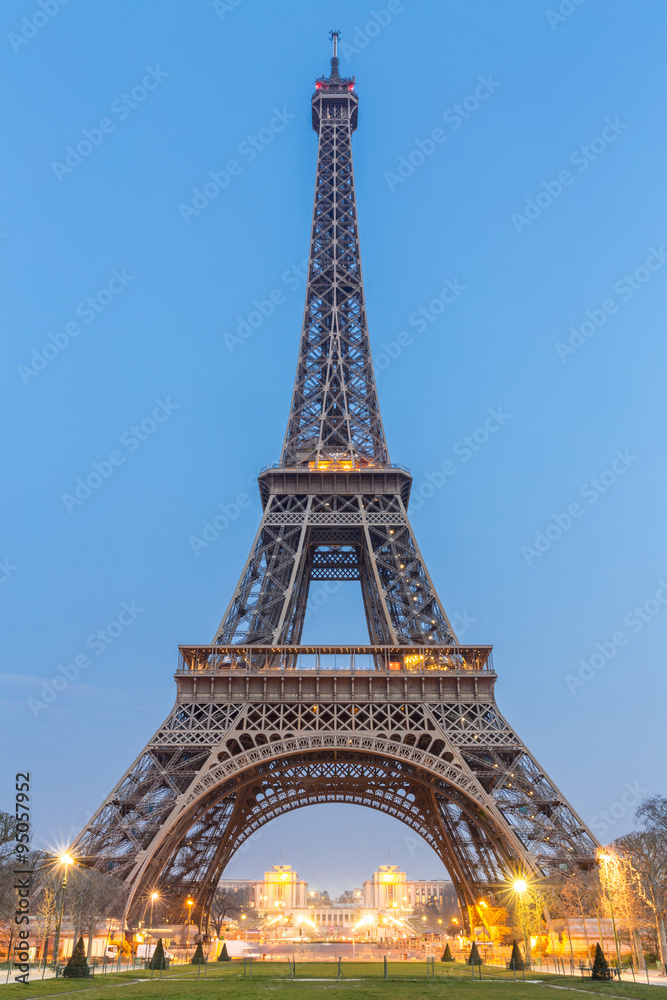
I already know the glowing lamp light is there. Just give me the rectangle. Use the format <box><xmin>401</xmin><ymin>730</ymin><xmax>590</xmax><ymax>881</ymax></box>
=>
<box><xmin>280</xmin><ymin>872</ymin><xmax>290</xmax><ymax>881</ymax></box>
<box><xmin>60</xmin><ymin>854</ymin><xmax>74</xmax><ymax>866</ymax></box>
<box><xmin>513</xmin><ymin>879</ymin><xmax>528</xmax><ymax>893</ymax></box>
<box><xmin>151</xmin><ymin>892</ymin><xmax>159</xmax><ymax>902</ymax></box>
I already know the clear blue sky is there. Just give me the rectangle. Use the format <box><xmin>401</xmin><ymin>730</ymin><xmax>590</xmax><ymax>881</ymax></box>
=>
<box><xmin>1</xmin><ymin>0</ymin><xmax>666</xmax><ymax>897</ymax></box>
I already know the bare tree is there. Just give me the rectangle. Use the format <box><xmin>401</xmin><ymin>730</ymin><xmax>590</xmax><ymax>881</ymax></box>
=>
<box><xmin>209</xmin><ymin>886</ymin><xmax>252</xmax><ymax>938</ymax></box>
<box><xmin>615</xmin><ymin>831</ymin><xmax>667</xmax><ymax>973</ymax></box>
<box><xmin>0</xmin><ymin>811</ymin><xmax>18</xmax><ymax>959</ymax></box>
<box><xmin>36</xmin><ymin>885</ymin><xmax>58</xmax><ymax>965</ymax></box>
<box><xmin>636</xmin><ymin>796</ymin><xmax>667</xmax><ymax>838</ymax></box>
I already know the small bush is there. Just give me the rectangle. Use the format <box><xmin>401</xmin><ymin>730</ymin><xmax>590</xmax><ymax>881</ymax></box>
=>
<box><xmin>467</xmin><ymin>941</ymin><xmax>482</xmax><ymax>966</ymax></box>
<box><xmin>191</xmin><ymin>941</ymin><xmax>206</xmax><ymax>965</ymax></box>
<box><xmin>150</xmin><ymin>939</ymin><xmax>167</xmax><ymax>970</ymax></box>
<box><xmin>63</xmin><ymin>937</ymin><xmax>89</xmax><ymax>979</ymax></box>
<box><xmin>592</xmin><ymin>943</ymin><xmax>610</xmax><ymax>980</ymax></box>
<box><xmin>509</xmin><ymin>939</ymin><xmax>525</xmax><ymax>971</ymax></box>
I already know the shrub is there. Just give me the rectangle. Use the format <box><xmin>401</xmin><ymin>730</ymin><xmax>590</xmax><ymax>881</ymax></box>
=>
<box><xmin>467</xmin><ymin>941</ymin><xmax>482</xmax><ymax>966</ymax></box>
<box><xmin>150</xmin><ymin>939</ymin><xmax>167</xmax><ymax>970</ymax></box>
<box><xmin>191</xmin><ymin>941</ymin><xmax>206</xmax><ymax>965</ymax></box>
<box><xmin>63</xmin><ymin>937</ymin><xmax>88</xmax><ymax>978</ymax></box>
<box><xmin>509</xmin><ymin>939</ymin><xmax>525</xmax><ymax>970</ymax></box>
<box><xmin>592</xmin><ymin>943</ymin><xmax>610</xmax><ymax>980</ymax></box>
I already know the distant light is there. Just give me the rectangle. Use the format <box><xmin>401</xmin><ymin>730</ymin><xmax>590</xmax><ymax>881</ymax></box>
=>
<box><xmin>513</xmin><ymin>879</ymin><xmax>527</xmax><ymax>894</ymax></box>
<box><xmin>60</xmin><ymin>854</ymin><xmax>74</xmax><ymax>866</ymax></box>
<box><xmin>151</xmin><ymin>892</ymin><xmax>159</xmax><ymax>902</ymax></box>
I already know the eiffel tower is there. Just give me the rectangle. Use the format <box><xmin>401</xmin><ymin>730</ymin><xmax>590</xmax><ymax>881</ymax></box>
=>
<box><xmin>70</xmin><ymin>34</ymin><xmax>597</xmax><ymax>931</ymax></box>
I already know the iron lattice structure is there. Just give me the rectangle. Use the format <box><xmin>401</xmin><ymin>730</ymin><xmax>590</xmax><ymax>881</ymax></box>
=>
<box><xmin>70</xmin><ymin>37</ymin><xmax>598</xmax><ymax>931</ymax></box>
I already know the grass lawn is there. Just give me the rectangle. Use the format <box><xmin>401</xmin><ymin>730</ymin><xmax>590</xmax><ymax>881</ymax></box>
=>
<box><xmin>1</xmin><ymin>961</ymin><xmax>662</xmax><ymax>1000</ymax></box>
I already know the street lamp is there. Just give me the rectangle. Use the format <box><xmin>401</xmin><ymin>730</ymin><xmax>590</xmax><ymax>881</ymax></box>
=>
<box><xmin>513</xmin><ymin>879</ymin><xmax>531</xmax><ymax>967</ymax></box>
<box><xmin>479</xmin><ymin>900</ymin><xmax>489</xmax><ymax>960</ymax></box>
<box><xmin>598</xmin><ymin>853</ymin><xmax>623</xmax><ymax>976</ymax></box>
<box><xmin>52</xmin><ymin>854</ymin><xmax>74</xmax><ymax>970</ymax></box>
<box><xmin>186</xmin><ymin>899</ymin><xmax>194</xmax><ymax>955</ymax></box>
<box><xmin>149</xmin><ymin>892</ymin><xmax>159</xmax><ymax>945</ymax></box>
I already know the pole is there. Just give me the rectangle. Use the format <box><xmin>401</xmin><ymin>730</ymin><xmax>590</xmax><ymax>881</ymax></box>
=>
<box><xmin>607</xmin><ymin>894</ymin><xmax>622</xmax><ymax>979</ymax></box>
<box><xmin>520</xmin><ymin>895</ymin><xmax>530</xmax><ymax>968</ymax></box>
<box><xmin>52</xmin><ymin>863</ymin><xmax>70</xmax><ymax>970</ymax></box>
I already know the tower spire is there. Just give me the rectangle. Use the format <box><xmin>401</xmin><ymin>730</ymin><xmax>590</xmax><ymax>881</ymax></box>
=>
<box><xmin>330</xmin><ymin>29</ymin><xmax>340</xmax><ymax>80</ymax></box>
<box><xmin>281</xmin><ymin>37</ymin><xmax>384</xmax><ymax>469</ymax></box>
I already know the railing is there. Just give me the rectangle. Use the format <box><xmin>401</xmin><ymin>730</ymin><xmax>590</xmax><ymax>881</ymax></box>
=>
<box><xmin>177</xmin><ymin>645</ymin><xmax>493</xmax><ymax>674</ymax></box>
<box><xmin>258</xmin><ymin>462</ymin><xmax>411</xmax><ymax>474</ymax></box>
